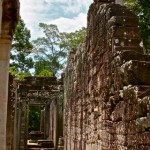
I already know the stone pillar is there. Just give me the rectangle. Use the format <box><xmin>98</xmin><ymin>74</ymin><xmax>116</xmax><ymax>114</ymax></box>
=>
<box><xmin>40</xmin><ymin>109</ymin><xmax>45</xmax><ymax>133</ymax></box>
<box><xmin>19</xmin><ymin>101</ymin><xmax>28</xmax><ymax>150</ymax></box>
<box><xmin>13</xmin><ymin>89</ymin><xmax>18</xmax><ymax>150</ymax></box>
<box><xmin>45</xmin><ymin>105</ymin><xmax>50</xmax><ymax>139</ymax></box>
<box><xmin>0</xmin><ymin>0</ymin><xmax>3</xmax><ymax>33</ymax></box>
<box><xmin>49</xmin><ymin>101</ymin><xmax>58</xmax><ymax>146</ymax></box>
<box><xmin>48</xmin><ymin>106</ymin><xmax>53</xmax><ymax>140</ymax></box>
<box><xmin>17</xmin><ymin>108</ymin><xmax>21</xmax><ymax>149</ymax></box>
<box><xmin>6</xmin><ymin>75</ymin><xmax>15</xmax><ymax>150</ymax></box>
<box><xmin>52</xmin><ymin>101</ymin><xmax>58</xmax><ymax>148</ymax></box>
<box><xmin>0</xmin><ymin>34</ymin><xmax>12</xmax><ymax>149</ymax></box>
<box><xmin>0</xmin><ymin>0</ymin><xmax>19</xmax><ymax>149</ymax></box>
<box><xmin>13</xmin><ymin>91</ymin><xmax>21</xmax><ymax>150</ymax></box>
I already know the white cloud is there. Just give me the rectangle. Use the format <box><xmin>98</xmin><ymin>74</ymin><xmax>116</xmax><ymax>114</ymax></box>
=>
<box><xmin>45</xmin><ymin>0</ymin><xmax>68</xmax><ymax>3</ymax></box>
<box><xmin>45</xmin><ymin>0</ymin><xmax>92</xmax><ymax>14</ymax></box>
<box><xmin>48</xmin><ymin>13</ymin><xmax>87</xmax><ymax>33</ymax></box>
<box><xmin>20</xmin><ymin>0</ymin><xmax>93</xmax><ymax>39</ymax></box>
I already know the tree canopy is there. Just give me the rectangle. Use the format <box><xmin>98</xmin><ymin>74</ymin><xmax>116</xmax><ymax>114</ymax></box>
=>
<box><xmin>32</xmin><ymin>23</ymin><xmax>87</xmax><ymax>76</ymax></box>
<box><xmin>10</xmin><ymin>18</ymin><xmax>33</xmax><ymax>80</ymax></box>
<box><xmin>124</xmin><ymin>0</ymin><xmax>150</xmax><ymax>53</ymax></box>
<box><xmin>60</xmin><ymin>27</ymin><xmax>86</xmax><ymax>50</ymax></box>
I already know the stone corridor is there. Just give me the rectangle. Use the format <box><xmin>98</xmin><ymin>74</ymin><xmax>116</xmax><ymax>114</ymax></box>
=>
<box><xmin>8</xmin><ymin>76</ymin><xmax>64</xmax><ymax>150</ymax></box>
<box><xmin>0</xmin><ymin>0</ymin><xmax>150</xmax><ymax>150</ymax></box>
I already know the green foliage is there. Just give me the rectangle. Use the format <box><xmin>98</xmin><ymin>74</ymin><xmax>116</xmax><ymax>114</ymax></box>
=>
<box><xmin>60</xmin><ymin>27</ymin><xmax>87</xmax><ymax>50</ymax></box>
<box><xmin>37</xmin><ymin>69</ymin><xmax>53</xmax><ymax>77</ymax></box>
<box><xmin>34</xmin><ymin>59</ymin><xmax>53</xmax><ymax>76</ymax></box>
<box><xmin>12</xmin><ymin>18</ymin><xmax>33</xmax><ymax>53</ymax></box>
<box><xmin>28</xmin><ymin>106</ymin><xmax>44</xmax><ymax>132</ymax></box>
<box><xmin>32</xmin><ymin>24</ymin><xmax>65</xmax><ymax>75</ymax></box>
<box><xmin>9</xmin><ymin>66</ymin><xmax>31</xmax><ymax>81</ymax></box>
<box><xmin>124</xmin><ymin>0</ymin><xmax>140</xmax><ymax>12</ymax></box>
<box><xmin>124</xmin><ymin>0</ymin><xmax>150</xmax><ymax>53</ymax></box>
<box><xmin>10</xmin><ymin>18</ymin><xmax>34</xmax><ymax>72</ymax></box>
<box><xmin>33</xmin><ymin>24</ymin><xmax>87</xmax><ymax>75</ymax></box>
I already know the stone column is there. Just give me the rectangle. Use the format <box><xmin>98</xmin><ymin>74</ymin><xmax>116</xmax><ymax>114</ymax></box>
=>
<box><xmin>0</xmin><ymin>34</ymin><xmax>12</xmax><ymax>149</ymax></box>
<box><xmin>0</xmin><ymin>0</ymin><xmax>3</xmax><ymax>33</ymax></box>
<box><xmin>48</xmin><ymin>101</ymin><xmax>58</xmax><ymax>147</ymax></box>
<box><xmin>40</xmin><ymin>109</ymin><xmax>45</xmax><ymax>133</ymax></box>
<box><xmin>6</xmin><ymin>87</ymin><xmax>14</xmax><ymax>149</ymax></box>
<box><xmin>19</xmin><ymin>100</ymin><xmax>28</xmax><ymax>150</ymax></box>
<box><xmin>44</xmin><ymin>105</ymin><xmax>50</xmax><ymax>138</ymax></box>
<box><xmin>48</xmin><ymin>106</ymin><xmax>52</xmax><ymax>140</ymax></box>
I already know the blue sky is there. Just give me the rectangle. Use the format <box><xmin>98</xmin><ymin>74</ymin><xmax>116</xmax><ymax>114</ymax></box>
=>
<box><xmin>20</xmin><ymin>0</ymin><xmax>93</xmax><ymax>40</ymax></box>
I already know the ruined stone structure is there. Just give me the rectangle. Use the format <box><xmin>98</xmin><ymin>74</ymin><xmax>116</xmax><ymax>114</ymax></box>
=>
<box><xmin>64</xmin><ymin>0</ymin><xmax>150</xmax><ymax>150</ymax></box>
<box><xmin>0</xmin><ymin>1</ymin><xmax>64</xmax><ymax>149</ymax></box>
<box><xmin>0</xmin><ymin>0</ymin><xmax>19</xmax><ymax>149</ymax></box>
<box><xmin>8</xmin><ymin>76</ymin><xmax>63</xmax><ymax>150</ymax></box>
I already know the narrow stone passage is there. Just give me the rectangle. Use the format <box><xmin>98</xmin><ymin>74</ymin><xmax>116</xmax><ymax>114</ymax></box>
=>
<box><xmin>1</xmin><ymin>0</ymin><xmax>150</xmax><ymax>150</ymax></box>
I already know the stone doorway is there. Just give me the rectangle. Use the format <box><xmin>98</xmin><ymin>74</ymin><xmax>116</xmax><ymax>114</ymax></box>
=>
<box><xmin>8</xmin><ymin>76</ymin><xmax>63</xmax><ymax>150</ymax></box>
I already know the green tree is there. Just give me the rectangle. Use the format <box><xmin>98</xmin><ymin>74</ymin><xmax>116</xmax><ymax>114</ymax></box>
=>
<box><xmin>10</xmin><ymin>18</ymin><xmax>34</xmax><ymax>73</ymax></box>
<box><xmin>60</xmin><ymin>27</ymin><xmax>87</xmax><ymax>50</ymax></box>
<box><xmin>124</xmin><ymin>0</ymin><xmax>150</xmax><ymax>53</ymax></box>
<box><xmin>34</xmin><ymin>59</ymin><xmax>54</xmax><ymax>77</ymax></box>
<box><xmin>33</xmin><ymin>23</ymin><xmax>87</xmax><ymax>75</ymax></box>
<box><xmin>28</xmin><ymin>106</ymin><xmax>44</xmax><ymax>132</ymax></box>
<box><xmin>9</xmin><ymin>66</ymin><xmax>31</xmax><ymax>81</ymax></box>
<box><xmin>32</xmin><ymin>23</ymin><xmax>65</xmax><ymax>75</ymax></box>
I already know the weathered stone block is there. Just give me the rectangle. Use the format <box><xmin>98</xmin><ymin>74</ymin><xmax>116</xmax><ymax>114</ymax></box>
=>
<box><xmin>120</xmin><ymin>51</ymin><xmax>150</xmax><ymax>64</ymax></box>
<box><xmin>127</xmin><ymin>134</ymin><xmax>138</xmax><ymax>146</ymax></box>
<box><xmin>139</xmin><ymin>145</ymin><xmax>150</xmax><ymax>150</ymax></box>
<box><xmin>106</xmin><ymin>5</ymin><xmax>136</xmax><ymax>20</ymax></box>
<box><xmin>115</xmin><ymin>121</ymin><xmax>128</xmax><ymax>135</ymax></box>
<box><xmin>113</xmin><ymin>46</ymin><xmax>143</xmax><ymax>55</ymax></box>
<box><xmin>108</xmin><ymin>16</ymin><xmax>139</xmax><ymax>27</ymax></box>
<box><xmin>113</xmin><ymin>38</ymin><xmax>141</xmax><ymax>47</ymax></box>
<box><xmin>121</xmin><ymin>60</ymin><xmax>150</xmax><ymax>85</ymax></box>
<box><xmin>116</xmin><ymin>135</ymin><xmax>127</xmax><ymax>145</ymax></box>
<box><xmin>109</xmin><ymin>26</ymin><xmax>140</xmax><ymax>39</ymax></box>
<box><xmin>139</xmin><ymin>132</ymin><xmax>150</xmax><ymax>145</ymax></box>
<box><xmin>136</xmin><ymin>114</ymin><xmax>150</xmax><ymax>133</ymax></box>
<box><xmin>122</xmin><ymin>86</ymin><xmax>138</xmax><ymax>104</ymax></box>
<box><xmin>110</xmin><ymin>101</ymin><xmax>125</xmax><ymax>121</ymax></box>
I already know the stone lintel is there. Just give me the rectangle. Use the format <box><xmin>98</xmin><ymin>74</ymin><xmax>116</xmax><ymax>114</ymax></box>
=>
<box><xmin>0</xmin><ymin>1</ymin><xmax>2</xmax><ymax>33</ymax></box>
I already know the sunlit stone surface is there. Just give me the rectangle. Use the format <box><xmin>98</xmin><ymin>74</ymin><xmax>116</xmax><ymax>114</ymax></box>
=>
<box><xmin>64</xmin><ymin>0</ymin><xmax>150</xmax><ymax>150</ymax></box>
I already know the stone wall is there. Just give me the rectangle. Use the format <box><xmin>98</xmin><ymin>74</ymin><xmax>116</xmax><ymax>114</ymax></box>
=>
<box><xmin>64</xmin><ymin>1</ymin><xmax>150</xmax><ymax>150</ymax></box>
